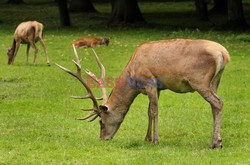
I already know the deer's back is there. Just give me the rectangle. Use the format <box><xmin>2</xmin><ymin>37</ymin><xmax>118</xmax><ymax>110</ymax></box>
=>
<box><xmin>14</xmin><ymin>21</ymin><xmax>43</xmax><ymax>43</ymax></box>
<box><xmin>125</xmin><ymin>39</ymin><xmax>230</xmax><ymax>93</ymax></box>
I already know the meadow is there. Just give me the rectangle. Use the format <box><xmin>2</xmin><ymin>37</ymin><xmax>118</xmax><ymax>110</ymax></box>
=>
<box><xmin>0</xmin><ymin>0</ymin><xmax>250</xmax><ymax>164</ymax></box>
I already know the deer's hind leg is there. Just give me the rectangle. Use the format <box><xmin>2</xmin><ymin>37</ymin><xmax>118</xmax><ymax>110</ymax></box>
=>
<box><xmin>200</xmin><ymin>89</ymin><xmax>223</xmax><ymax>149</ymax></box>
<box><xmin>209</xmin><ymin>69</ymin><xmax>224</xmax><ymax>149</ymax></box>
<box><xmin>39</xmin><ymin>36</ymin><xmax>50</xmax><ymax>66</ymax></box>
<box><xmin>190</xmin><ymin>74</ymin><xmax>223</xmax><ymax>149</ymax></box>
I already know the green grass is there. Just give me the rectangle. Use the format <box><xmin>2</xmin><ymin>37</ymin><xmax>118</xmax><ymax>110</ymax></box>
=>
<box><xmin>0</xmin><ymin>1</ymin><xmax>250</xmax><ymax>164</ymax></box>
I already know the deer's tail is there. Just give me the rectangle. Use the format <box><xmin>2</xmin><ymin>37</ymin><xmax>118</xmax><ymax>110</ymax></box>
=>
<box><xmin>214</xmin><ymin>48</ymin><xmax>230</xmax><ymax>78</ymax></box>
<box><xmin>221</xmin><ymin>48</ymin><xmax>231</xmax><ymax>65</ymax></box>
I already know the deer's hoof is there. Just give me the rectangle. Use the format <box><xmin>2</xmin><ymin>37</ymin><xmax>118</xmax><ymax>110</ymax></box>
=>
<box><xmin>210</xmin><ymin>139</ymin><xmax>222</xmax><ymax>149</ymax></box>
<box><xmin>47</xmin><ymin>63</ymin><xmax>51</xmax><ymax>66</ymax></box>
<box><xmin>153</xmin><ymin>139</ymin><xmax>159</xmax><ymax>145</ymax></box>
<box><xmin>145</xmin><ymin>137</ymin><xmax>152</xmax><ymax>142</ymax></box>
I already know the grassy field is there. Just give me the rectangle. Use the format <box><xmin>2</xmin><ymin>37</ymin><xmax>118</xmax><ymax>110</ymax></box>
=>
<box><xmin>0</xmin><ymin>1</ymin><xmax>250</xmax><ymax>164</ymax></box>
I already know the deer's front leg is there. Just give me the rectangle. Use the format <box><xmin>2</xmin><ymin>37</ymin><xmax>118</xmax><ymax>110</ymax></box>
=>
<box><xmin>10</xmin><ymin>40</ymin><xmax>21</xmax><ymax>64</ymax></box>
<box><xmin>152</xmin><ymin>101</ymin><xmax>159</xmax><ymax>144</ymax></box>
<box><xmin>145</xmin><ymin>102</ymin><xmax>152</xmax><ymax>142</ymax></box>
<box><xmin>146</xmin><ymin>86</ymin><xmax>159</xmax><ymax>144</ymax></box>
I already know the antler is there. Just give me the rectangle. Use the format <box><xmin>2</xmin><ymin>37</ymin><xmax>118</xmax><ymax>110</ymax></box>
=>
<box><xmin>84</xmin><ymin>49</ymin><xmax>107</xmax><ymax>104</ymax></box>
<box><xmin>56</xmin><ymin>44</ymin><xmax>107</xmax><ymax>121</ymax></box>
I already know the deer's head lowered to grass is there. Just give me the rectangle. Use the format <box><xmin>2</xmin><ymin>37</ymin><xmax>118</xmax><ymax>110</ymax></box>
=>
<box><xmin>57</xmin><ymin>39</ymin><xmax>230</xmax><ymax>149</ymax></box>
<box><xmin>56</xmin><ymin>45</ymin><xmax>122</xmax><ymax>140</ymax></box>
<box><xmin>7</xmin><ymin>47</ymin><xmax>15</xmax><ymax>64</ymax></box>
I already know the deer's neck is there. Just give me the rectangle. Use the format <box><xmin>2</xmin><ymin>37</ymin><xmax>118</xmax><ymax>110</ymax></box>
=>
<box><xmin>106</xmin><ymin>68</ymin><xmax>139</xmax><ymax>116</ymax></box>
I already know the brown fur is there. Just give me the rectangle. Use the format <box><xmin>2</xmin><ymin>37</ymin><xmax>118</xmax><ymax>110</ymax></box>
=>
<box><xmin>7</xmin><ymin>21</ymin><xmax>50</xmax><ymax>65</ymax></box>
<box><xmin>73</xmin><ymin>37</ymin><xmax>110</xmax><ymax>48</ymax></box>
<box><xmin>98</xmin><ymin>39</ymin><xmax>230</xmax><ymax>148</ymax></box>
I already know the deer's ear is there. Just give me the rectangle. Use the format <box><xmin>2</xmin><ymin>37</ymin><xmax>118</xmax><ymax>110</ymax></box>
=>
<box><xmin>99</xmin><ymin>105</ymin><xmax>108</xmax><ymax>112</ymax></box>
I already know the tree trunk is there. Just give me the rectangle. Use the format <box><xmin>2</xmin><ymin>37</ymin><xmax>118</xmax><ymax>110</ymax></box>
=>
<box><xmin>210</xmin><ymin>0</ymin><xmax>228</xmax><ymax>14</ymax></box>
<box><xmin>195</xmin><ymin>0</ymin><xmax>209</xmax><ymax>21</ymax></box>
<box><xmin>227</xmin><ymin>0</ymin><xmax>247</xmax><ymax>28</ymax></box>
<box><xmin>69</xmin><ymin>0</ymin><xmax>96</xmax><ymax>13</ymax></box>
<box><xmin>7</xmin><ymin>0</ymin><xmax>23</xmax><ymax>4</ymax></box>
<box><xmin>109</xmin><ymin>0</ymin><xmax>145</xmax><ymax>24</ymax></box>
<box><xmin>58</xmin><ymin>0</ymin><xmax>71</xmax><ymax>26</ymax></box>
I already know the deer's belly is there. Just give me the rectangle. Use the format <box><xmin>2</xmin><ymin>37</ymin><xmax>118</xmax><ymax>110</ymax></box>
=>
<box><xmin>20</xmin><ymin>36</ymin><xmax>39</xmax><ymax>44</ymax></box>
<box><xmin>160</xmin><ymin>77</ymin><xmax>195</xmax><ymax>93</ymax></box>
<box><xmin>21</xmin><ymin>39</ymin><xmax>29</xmax><ymax>44</ymax></box>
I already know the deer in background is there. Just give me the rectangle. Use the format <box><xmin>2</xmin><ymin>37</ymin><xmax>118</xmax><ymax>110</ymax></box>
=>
<box><xmin>7</xmin><ymin>21</ymin><xmax>50</xmax><ymax>66</ymax></box>
<box><xmin>73</xmin><ymin>36</ymin><xmax>110</xmax><ymax>48</ymax></box>
<box><xmin>57</xmin><ymin>39</ymin><xmax>230</xmax><ymax>149</ymax></box>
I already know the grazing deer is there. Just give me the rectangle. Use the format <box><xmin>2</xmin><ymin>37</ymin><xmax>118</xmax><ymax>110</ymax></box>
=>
<box><xmin>73</xmin><ymin>37</ymin><xmax>110</xmax><ymax>48</ymax></box>
<box><xmin>7</xmin><ymin>21</ymin><xmax>50</xmax><ymax>66</ymax></box>
<box><xmin>57</xmin><ymin>39</ymin><xmax>230</xmax><ymax>149</ymax></box>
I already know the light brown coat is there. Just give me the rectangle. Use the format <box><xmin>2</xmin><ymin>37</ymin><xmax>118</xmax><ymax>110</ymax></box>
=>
<box><xmin>7</xmin><ymin>21</ymin><xmax>50</xmax><ymax>65</ymax></box>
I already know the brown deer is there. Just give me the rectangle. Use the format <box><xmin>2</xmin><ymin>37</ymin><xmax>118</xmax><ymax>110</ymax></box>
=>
<box><xmin>73</xmin><ymin>36</ymin><xmax>110</xmax><ymax>48</ymax></box>
<box><xmin>7</xmin><ymin>21</ymin><xmax>50</xmax><ymax>66</ymax></box>
<box><xmin>57</xmin><ymin>39</ymin><xmax>230</xmax><ymax>149</ymax></box>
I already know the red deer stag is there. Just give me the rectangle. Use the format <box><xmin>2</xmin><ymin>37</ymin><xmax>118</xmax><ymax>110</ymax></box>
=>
<box><xmin>73</xmin><ymin>36</ymin><xmax>110</xmax><ymax>48</ymax></box>
<box><xmin>57</xmin><ymin>39</ymin><xmax>230</xmax><ymax>149</ymax></box>
<box><xmin>7</xmin><ymin>21</ymin><xmax>50</xmax><ymax>66</ymax></box>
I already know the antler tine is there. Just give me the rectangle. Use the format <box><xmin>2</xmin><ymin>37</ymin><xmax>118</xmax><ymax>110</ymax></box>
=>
<box><xmin>71</xmin><ymin>95</ymin><xmax>102</xmax><ymax>100</ymax></box>
<box><xmin>80</xmin><ymin>108</ymin><xmax>94</xmax><ymax>111</ymax></box>
<box><xmin>84</xmin><ymin>69</ymin><xmax>99</xmax><ymax>83</ymax></box>
<box><xmin>76</xmin><ymin>112</ymin><xmax>98</xmax><ymax>121</ymax></box>
<box><xmin>72</xmin><ymin>44</ymin><xmax>81</xmax><ymax>64</ymax></box>
<box><xmin>76</xmin><ymin>113</ymin><xmax>99</xmax><ymax>122</ymax></box>
<box><xmin>87</xmin><ymin>114</ymin><xmax>100</xmax><ymax>122</ymax></box>
<box><xmin>91</xmin><ymin>48</ymin><xmax>107</xmax><ymax>104</ymax></box>
<box><xmin>71</xmin><ymin>95</ymin><xmax>90</xmax><ymax>99</ymax></box>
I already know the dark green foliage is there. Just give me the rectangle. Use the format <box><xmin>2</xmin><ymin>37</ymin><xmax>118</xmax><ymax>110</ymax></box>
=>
<box><xmin>109</xmin><ymin>0</ymin><xmax>145</xmax><ymax>24</ymax></box>
<box><xmin>227</xmin><ymin>0</ymin><xmax>247</xmax><ymax>28</ymax></box>
<box><xmin>210</xmin><ymin>0</ymin><xmax>228</xmax><ymax>14</ymax></box>
<box><xmin>195</xmin><ymin>0</ymin><xmax>209</xmax><ymax>21</ymax></box>
<box><xmin>69</xmin><ymin>0</ymin><xmax>97</xmax><ymax>13</ymax></box>
<box><xmin>57</xmin><ymin>0</ymin><xmax>71</xmax><ymax>26</ymax></box>
<box><xmin>7</xmin><ymin>0</ymin><xmax>24</xmax><ymax>4</ymax></box>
